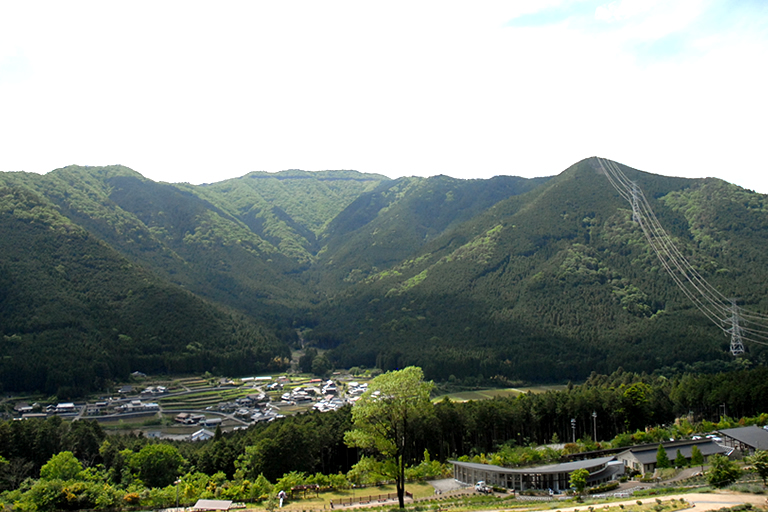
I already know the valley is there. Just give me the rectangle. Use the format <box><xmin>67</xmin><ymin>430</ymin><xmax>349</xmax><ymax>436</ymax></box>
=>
<box><xmin>1</xmin><ymin>158</ymin><xmax>767</xmax><ymax>398</ymax></box>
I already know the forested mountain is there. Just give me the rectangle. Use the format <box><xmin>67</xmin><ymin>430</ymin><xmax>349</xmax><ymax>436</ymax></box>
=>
<box><xmin>1</xmin><ymin>158</ymin><xmax>767</xmax><ymax>395</ymax></box>
<box><xmin>305</xmin><ymin>159</ymin><xmax>768</xmax><ymax>382</ymax></box>
<box><xmin>0</xmin><ymin>172</ymin><xmax>289</xmax><ymax>396</ymax></box>
<box><xmin>313</xmin><ymin>174</ymin><xmax>550</xmax><ymax>287</ymax></box>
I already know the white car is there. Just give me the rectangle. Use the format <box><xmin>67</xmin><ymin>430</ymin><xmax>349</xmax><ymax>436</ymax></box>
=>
<box><xmin>475</xmin><ymin>481</ymin><xmax>492</xmax><ymax>494</ymax></box>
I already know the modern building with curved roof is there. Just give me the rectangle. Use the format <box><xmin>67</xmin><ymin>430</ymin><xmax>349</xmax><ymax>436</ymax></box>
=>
<box><xmin>450</xmin><ymin>456</ymin><xmax>623</xmax><ymax>492</ymax></box>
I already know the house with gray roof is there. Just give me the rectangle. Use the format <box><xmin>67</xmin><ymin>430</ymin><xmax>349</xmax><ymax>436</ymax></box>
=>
<box><xmin>190</xmin><ymin>429</ymin><xmax>216</xmax><ymax>442</ymax></box>
<box><xmin>717</xmin><ymin>426</ymin><xmax>768</xmax><ymax>455</ymax></box>
<box><xmin>615</xmin><ymin>439</ymin><xmax>727</xmax><ymax>475</ymax></box>
<box><xmin>450</xmin><ymin>456</ymin><xmax>623</xmax><ymax>492</ymax></box>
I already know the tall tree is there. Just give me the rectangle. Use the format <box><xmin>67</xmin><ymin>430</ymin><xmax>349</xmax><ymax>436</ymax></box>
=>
<box><xmin>344</xmin><ymin>366</ymin><xmax>433</xmax><ymax>508</ymax></box>
<box><xmin>656</xmin><ymin>444</ymin><xmax>671</xmax><ymax>469</ymax></box>
<box><xmin>690</xmin><ymin>445</ymin><xmax>704</xmax><ymax>470</ymax></box>
<box><xmin>130</xmin><ymin>444</ymin><xmax>185</xmax><ymax>488</ymax></box>
<box><xmin>674</xmin><ymin>449</ymin><xmax>687</xmax><ymax>468</ymax></box>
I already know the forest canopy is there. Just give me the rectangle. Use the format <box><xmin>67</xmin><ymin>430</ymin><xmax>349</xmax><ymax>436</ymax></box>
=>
<box><xmin>1</xmin><ymin>366</ymin><xmax>767</xmax><ymax>511</ymax></box>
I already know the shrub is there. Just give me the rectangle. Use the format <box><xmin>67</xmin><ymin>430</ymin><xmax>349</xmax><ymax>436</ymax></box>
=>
<box><xmin>588</xmin><ymin>482</ymin><xmax>619</xmax><ymax>494</ymax></box>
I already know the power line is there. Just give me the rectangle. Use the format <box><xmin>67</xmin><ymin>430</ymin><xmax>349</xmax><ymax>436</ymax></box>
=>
<box><xmin>595</xmin><ymin>157</ymin><xmax>768</xmax><ymax>352</ymax></box>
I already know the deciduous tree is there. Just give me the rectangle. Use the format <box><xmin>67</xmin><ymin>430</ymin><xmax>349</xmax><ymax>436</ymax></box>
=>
<box><xmin>130</xmin><ymin>444</ymin><xmax>184</xmax><ymax>488</ymax></box>
<box><xmin>39</xmin><ymin>451</ymin><xmax>83</xmax><ymax>481</ymax></box>
<box><xmin>344</xmin><ymin>366</ymin><xmax>433</xmax><ymax>508</ymax></box>
<box><xmin>569</xmin><ymin>468</ymin><xmax>588</xmax><ymax>495</ymax></box>
<box><xmin>746</xmin><ymin>450</ymin><xmax>768</xmax><ymax>487</ymax></box>
<box><xmin>706</xmin><ymin>454</ymin><xmax>741</xmax><ymax>488</ymax></box>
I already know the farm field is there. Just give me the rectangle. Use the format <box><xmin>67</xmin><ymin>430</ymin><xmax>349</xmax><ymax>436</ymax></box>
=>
<box><xmin>434</xmin><ymin>385</ymin><xmax>567</xmax><ymax>403</ymax></box>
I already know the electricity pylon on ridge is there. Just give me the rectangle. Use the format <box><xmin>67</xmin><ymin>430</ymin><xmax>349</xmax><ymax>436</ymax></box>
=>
<box><xmin>597</xmin><ymin>157</ymin><xmax>768</xmax><ymax>355</ymax></box>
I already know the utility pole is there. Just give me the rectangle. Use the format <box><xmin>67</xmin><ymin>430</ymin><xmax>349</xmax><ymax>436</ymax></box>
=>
<box><xmin>592</xmin><ymin>411</ymin><xmax>597</xmax><ymax>442</ymax></box>
<box><xmin>726</xmin><ymin>299</ymin><xmax>745</xmax><ymax>356</ymax></box>
<box><xmin>571</xmin><ymin>418</ymin><xmax>576</xmax><ymax>443</ymax></box>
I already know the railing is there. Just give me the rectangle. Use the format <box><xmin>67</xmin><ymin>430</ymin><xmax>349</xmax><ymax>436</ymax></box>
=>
<box><xmin>333</xmin><ymin>491</ymin><xmax>413</xmax><ymax>506</ymax></box>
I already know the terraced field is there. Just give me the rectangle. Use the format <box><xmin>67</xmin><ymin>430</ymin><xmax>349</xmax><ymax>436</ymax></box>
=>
<box><xmin>158</xmin><ymin>388</ymin><xmax>257</xmax><ymax>410</ymax></box>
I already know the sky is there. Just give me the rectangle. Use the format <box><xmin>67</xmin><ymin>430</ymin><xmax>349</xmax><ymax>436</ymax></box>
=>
<box><xmin>1</xmin><ymin>0</ymin><xmax>767</xmax><ymax>192</ymax></box>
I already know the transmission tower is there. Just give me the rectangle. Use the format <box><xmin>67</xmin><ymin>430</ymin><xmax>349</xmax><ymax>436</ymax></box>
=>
<box><xmin>726</xmin><ymin>299</ymin><xmax>745</xmax><ymax>356</ymax></box>
<box><xmin>596</xmin><ymin>157</ymin><xmax>768</xmax><ymax>354</ymax></box>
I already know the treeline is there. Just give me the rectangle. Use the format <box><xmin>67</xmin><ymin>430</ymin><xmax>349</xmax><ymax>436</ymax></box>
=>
<box><xmin>2</xmin><ymin>366</ymin><xmax>768</xmax><ymax>511</ymax></box>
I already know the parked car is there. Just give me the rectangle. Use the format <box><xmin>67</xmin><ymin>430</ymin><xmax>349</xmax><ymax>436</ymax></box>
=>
<box><xmin>475</xmin><ymin>481</ymin><xmax>492</xmax><ymax>494</ymax></box>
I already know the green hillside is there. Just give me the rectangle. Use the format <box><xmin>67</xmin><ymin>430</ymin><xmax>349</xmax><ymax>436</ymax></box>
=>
<box><xmin>307</xmin><ymin>159</ymin><xmax>768</xmax><ymax>382</ymax></box>
<box><xmin>0</xmin><ymin>174</ymin><xmax>288</xmax><ymax>396</ymax></box>
<box><xmin>1</xmin><ymin>158</ymin><xmax>767</xmax><ymax>395</ymax></box>
<box><xmin>16</xmin><ymin>166</ymin><xmax>329</xmax><ymax>320</ymax></box>
<box><xmin>313</xmin><ymin>174</ymin><xmax>550</xmax><ymax>287</ymax></box>
<box><xmin>185</xmin><ymin>169</ymin><xmax>391</xmax><ymax>272</ymax></box>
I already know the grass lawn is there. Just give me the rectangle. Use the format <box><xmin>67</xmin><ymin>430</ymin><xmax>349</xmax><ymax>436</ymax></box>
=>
<box><xmin>433</xmin><ymin>388</ymin><xmax>522</xmax><ymax>403</ymax></box>
<box><xmin>434</xmin><ymin>385</ymin><xmax>568</xmax><ymax>403</ymax></box>
<box><xmin>268</xmin><ymin>483</ymin><xmax>436</xmax><ymax>511</ymax></box>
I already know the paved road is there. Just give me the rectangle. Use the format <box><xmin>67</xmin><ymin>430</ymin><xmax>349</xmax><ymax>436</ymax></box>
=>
<box><xmin>501</xmin><ymin>493</ymin><xmax>767</xmax><ymax>512</ymax></box>
<box><xmin>671</xmin><ymin>492</ymin><xmax>767</xmax><ymax>511</ymax></box>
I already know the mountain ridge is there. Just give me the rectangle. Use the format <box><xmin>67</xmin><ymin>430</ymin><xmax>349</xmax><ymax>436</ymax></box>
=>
<box><xmin>1</xmin><ymin>157</ymin><xmax>766</xmax><ymax>396</ymax></box>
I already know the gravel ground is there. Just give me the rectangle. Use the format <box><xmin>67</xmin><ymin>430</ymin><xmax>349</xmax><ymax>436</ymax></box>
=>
<box><xmin>428</xmin><ymin>478</ymin><xmax>471</xmax><ymax>493</ymax></box>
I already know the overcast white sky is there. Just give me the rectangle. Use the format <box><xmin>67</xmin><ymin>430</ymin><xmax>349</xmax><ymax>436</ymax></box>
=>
<box><xmin>1</xmin><ymin>1</ymin><xmax>766</xmax><ymax>192</ymax></box>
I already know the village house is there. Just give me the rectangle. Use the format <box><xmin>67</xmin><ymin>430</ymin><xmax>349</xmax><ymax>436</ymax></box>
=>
<box><xmin>202</xmin><ymin>417</ymin><xmax>223</xmax><ymax>428</ymax></box>
<box><xmin>190</xmin><ymin>429</ymin><xmax>216</xmax><ymax>442</ymax></box>
<box><xmin>55</xmin><ymin>403</ymin><xmax>78</xmax><ymax>414</ymax></box>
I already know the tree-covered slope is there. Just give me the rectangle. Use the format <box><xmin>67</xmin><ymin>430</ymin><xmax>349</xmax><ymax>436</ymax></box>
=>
<box><xmin>313</xmin><ymin>174</ymin><xmax>550</xmax><ymax>287</ymax></box>
<box><xmin>199</xmin><ymin>169</ymin><xmax>389</xmax><ymax>261</ymax></box>
<box><xmin>0</xmin><ymin>176</ymin><xmax>289</xmax><ymax>397</ymax></box>
<box><xmin>2</xmin><ymin>157</ymin><xmax>768</xmax><ymax>395</ymax></box>
<box><xmin>0</xmin><ymin>166</ymin><xmax>392</xmax><ymax>396</ymax></box>
<box><xmin>12</xmin><ymin>166</ymin><xmax>321</xmax><ymax>321</ymax></box>
<box><xmin>307</xmin><ymin>158</ymin><xmax>768</xmax><ymax>382</ymax></box>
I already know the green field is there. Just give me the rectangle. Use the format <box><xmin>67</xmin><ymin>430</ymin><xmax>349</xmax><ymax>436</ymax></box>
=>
<box><xmin>434</xmin><ymin>385</ymin><xmax>566</xmax><ymax>403</ymax></box>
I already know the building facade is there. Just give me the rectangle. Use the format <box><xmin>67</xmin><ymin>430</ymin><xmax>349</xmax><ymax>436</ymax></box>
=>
<box><xmin>451</xmin><ymin>456</ymin><xmax>622</xmax><ymax>492</ymax></box>
<box><xmin>615</xmin><ymin>439</ymin><xmax>727</xmax><ymax>475</ymax></box>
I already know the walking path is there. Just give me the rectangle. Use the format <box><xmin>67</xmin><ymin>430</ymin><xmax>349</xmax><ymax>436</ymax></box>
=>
<box><xmin>337</xmin><ymin>491</ymin><xmax>766</xmax><ymax>512</ymax></box>
<box><xmin>536</xmin><ymin>493</ymin><xmax>767</xmax><ymax>512</ymax></box>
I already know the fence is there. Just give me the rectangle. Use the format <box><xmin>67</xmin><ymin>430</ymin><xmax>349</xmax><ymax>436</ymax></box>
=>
<box><xmin>333</xmin><ymin>491</ymin><xmax>413</xmax><ymax>507</ymax></box>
